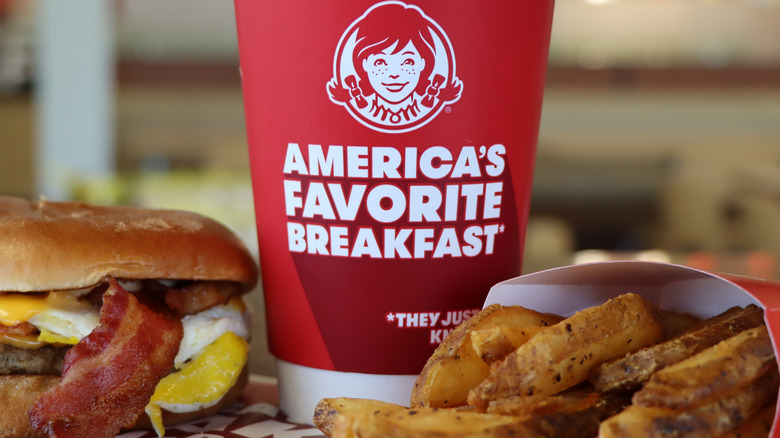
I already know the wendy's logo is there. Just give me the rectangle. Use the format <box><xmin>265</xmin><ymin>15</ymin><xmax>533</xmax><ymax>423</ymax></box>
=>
<box><xmin>327</xmin><ymin>1</ymin><xmax>463</xmax><ymax>134</ymax></box>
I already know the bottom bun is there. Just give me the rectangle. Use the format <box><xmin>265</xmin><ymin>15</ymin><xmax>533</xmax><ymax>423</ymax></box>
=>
<box><xmin>0</xmin><ymin>366</ymin><xmax>249</xmax><ymax>438</ymax></box>
<box><xmin>0</xmin><ymin>375</ymin><xmax>59</xmax><ymax>438</ymax></box>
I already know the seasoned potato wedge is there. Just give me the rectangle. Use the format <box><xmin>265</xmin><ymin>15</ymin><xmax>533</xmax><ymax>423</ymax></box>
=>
<box><xmin>318</xmin><ymin>393</ymin><xmax>628</xmax><ymax>438</ymax></box>
<box><xmin>632</xmin><ymin>325</ymin><xmax>775</xmax><ymax>410</ymax></box>
<box><xmin>313</xmin><ymin>293</ymin><xmax>778</xmax><ymax>438</ymax></box>
<box><xmin>314</xmin><ymin>397</ymin><xmax>406</xmax><ymax>436</ymax></box>
<box><xmin>318</xmin><ymin>397</ymin><xmax>521</xmax><ymax>438</ymax></box>
<box><xmin>471</xmin><ymin>325</ymin><xmax>545</xmax><ymax>365</ymax></box>
<box><xmin>717</xmin><ymin>400</ymin><xmax>776</xmax><ymax>438</ymax></box>
<box><xmin>591</xmin><ymin>304</ymin><xmax>765</xmax><ymax>393</ymax></box>
<box><xmin>410</xmin><ymin>304</ymin><xmax>561</xmax><ymax>408</ymax></box>
<box><xmin>468</xmin><ymin>293</ymin><xmax>663</xmax><ymax>410</ymax></box>
<box><xmin>599</xmin><ymin>370</ymin><xmax>778</xmax><ymax>438</ymax></box>
<box><xmin>486</xmin><ymin>386</ymin><xmax>603</xmax><ymax>417</ymax></box>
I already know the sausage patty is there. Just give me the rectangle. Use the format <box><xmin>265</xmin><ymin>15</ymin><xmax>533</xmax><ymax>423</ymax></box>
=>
<box><xmin>0</xmin><ymin>344</ymin><xmax>67</xmax><ymax>375</ymax></box>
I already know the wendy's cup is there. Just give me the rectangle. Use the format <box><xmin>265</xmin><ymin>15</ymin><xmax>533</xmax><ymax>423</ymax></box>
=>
<box><xmin>234</xmin><ymin>0</ymin><xmax>556</xmax><ymax>423</ymax></box>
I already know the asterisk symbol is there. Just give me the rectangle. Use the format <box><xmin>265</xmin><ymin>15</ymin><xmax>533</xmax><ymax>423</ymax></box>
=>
<box><xmin>386</xmin><ymin>312</ymin><xmax>395</xmax><ymax>322</ymax></box>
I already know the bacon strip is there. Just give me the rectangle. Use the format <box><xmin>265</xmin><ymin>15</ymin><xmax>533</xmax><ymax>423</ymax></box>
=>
<box><xmin>29</xmin><ymin>278</ymin><xmax>183</xmax><ymax>438</ymax></box>
<box><xmin>0</xmin><ymin>320</ymin><xmax>37</xmax><ymax>336</ymax></box>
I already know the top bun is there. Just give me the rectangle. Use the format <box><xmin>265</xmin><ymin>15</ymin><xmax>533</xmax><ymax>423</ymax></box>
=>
<box><xmin>0</xmin><ymin>197</ymin><xmax>258</xmax><ymax>293</ymax></box>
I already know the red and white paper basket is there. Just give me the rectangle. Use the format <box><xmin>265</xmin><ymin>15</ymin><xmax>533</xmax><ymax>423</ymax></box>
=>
<box><xmin>483</xmin><ymin>260</ymin><xmax>780</xmax><ymax>437</ymax></box>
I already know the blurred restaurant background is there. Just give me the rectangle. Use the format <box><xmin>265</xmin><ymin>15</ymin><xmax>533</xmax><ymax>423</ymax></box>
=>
<box><xmin>1</xmin><ymin>0</ymin><xmax>779</xmax><ymax>375</ymax></box>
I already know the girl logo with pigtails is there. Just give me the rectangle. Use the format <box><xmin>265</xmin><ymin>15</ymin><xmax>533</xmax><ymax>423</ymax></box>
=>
<box><xmin>327</xmin><ymin>1</ymin><xmax>462</xmax><ymax>133</ymax></box>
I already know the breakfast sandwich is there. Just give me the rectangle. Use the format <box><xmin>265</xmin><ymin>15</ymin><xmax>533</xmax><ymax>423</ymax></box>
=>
<box><xmin>0</xmin><ymin>196</ymin><xmax>258</xmax><ymax>438</ymax></box>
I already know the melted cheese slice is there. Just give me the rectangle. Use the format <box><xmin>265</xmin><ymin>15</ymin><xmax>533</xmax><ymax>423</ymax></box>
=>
<box><xmin>0</xmin><ymin>333</ymin><xmax>47</xmax><ymax>349</ymax></box>
<box><xmin>0</xmin><ymin>292</ymin><xmax>98</xmax><ymax>347</ymax></box>
<box><xmin>0</xmin><ymin>294</ymin><xmax>50</xmax><ymax>326</ymax></box>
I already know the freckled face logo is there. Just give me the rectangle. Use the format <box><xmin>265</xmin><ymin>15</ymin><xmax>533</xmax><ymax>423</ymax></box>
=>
<box><xmin>327</xmin><ymin>1</ymin><xmax>463</xmax><ymax>134</ymax></box>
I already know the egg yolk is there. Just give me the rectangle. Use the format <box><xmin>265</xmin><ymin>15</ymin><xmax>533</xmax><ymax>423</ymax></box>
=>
<box><xmin>38</xmin><ymin>328</ymin><xmax>80</xmax><ymax>345</ymax></box>
<box><xmin>145</xmin><ymin>331</ymin><xmax>249</xmax><ymax>437</ymax></box>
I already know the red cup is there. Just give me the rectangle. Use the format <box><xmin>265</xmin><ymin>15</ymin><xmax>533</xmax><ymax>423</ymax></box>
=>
<box><xmin>234</xmin><ymin>0</ymin><xmax>555</xmax><ymax>422</ymax></box>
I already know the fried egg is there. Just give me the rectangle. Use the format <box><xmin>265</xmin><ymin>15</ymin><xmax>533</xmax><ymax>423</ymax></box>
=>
<box><xmin>0</xmin><ymin>289</ymin><xmax>251</xmax><ymax>438</ymax></box>
<box><xmin>145</xmin><ymin>331</ymin><xmax>249</xmax><ymax>436</ymax></box>
<box><xmin>175</xmin><ymin>296</ymin><xmax>250</xmax><ymax>368</ymax></box>
<box><xmin>144</xmin><ymin>297</ymin><xmax>251</xmax><ymax>436</ymax></box>
<box><xmin>0</xmin><ymin>291</ymin><xmax>98</xmax><ymax>345</ymax></box>
<box><xmin>0</xmin><ymin>292</ymin><xmax>250</xmax><ymax>355</ymax></box>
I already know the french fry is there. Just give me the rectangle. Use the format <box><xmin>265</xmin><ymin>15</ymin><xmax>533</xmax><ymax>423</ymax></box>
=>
<box><xmin>468</xmin><ymin>293</ymin><xmax>663</xmax><ymax>410</ymax></box>
<box><xmin>410</xmin><ymin>304</ymin><xmax>562</xmax><ymax>408</ymax></box>
<box><xmin>598</xmin><ymin>370</ymin><xmax>779</xmax><ymax>438</ymax></box>
<box><xmin>591</xmin><ymin>304</ymin><xmax>765</xmax><ymax>393</ymax></box>
<box><xmin>632</xmin><ymin>325</ymin><xmax>775</xmax><ymax>410</ymax></box>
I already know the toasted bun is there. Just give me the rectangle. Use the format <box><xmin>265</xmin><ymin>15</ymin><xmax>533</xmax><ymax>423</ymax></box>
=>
<box><xmin>0</xmin><ymin>375</ymin><xmax>58</xmax><ymax>438</ymax></box>
<box><xmin>0</xmin><ymin>197</ymin><xmax>258</xmax><ymax>293</ymax></box>
<box><xmin>0</xmin><ymin>367</ymin><xmax>249</xmax><ymax>438</ymax></box>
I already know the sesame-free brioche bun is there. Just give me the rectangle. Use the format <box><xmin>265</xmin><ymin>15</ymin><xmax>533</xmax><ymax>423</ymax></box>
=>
<box><xmin>0</xmin><ymin>374</ymin><xmax>59</xmax><ymax>438</ymax></box>
<box><xmin>0</xmin><ymin>197</ymin><xmax>258</xmax><ymax>293</ymax></box>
